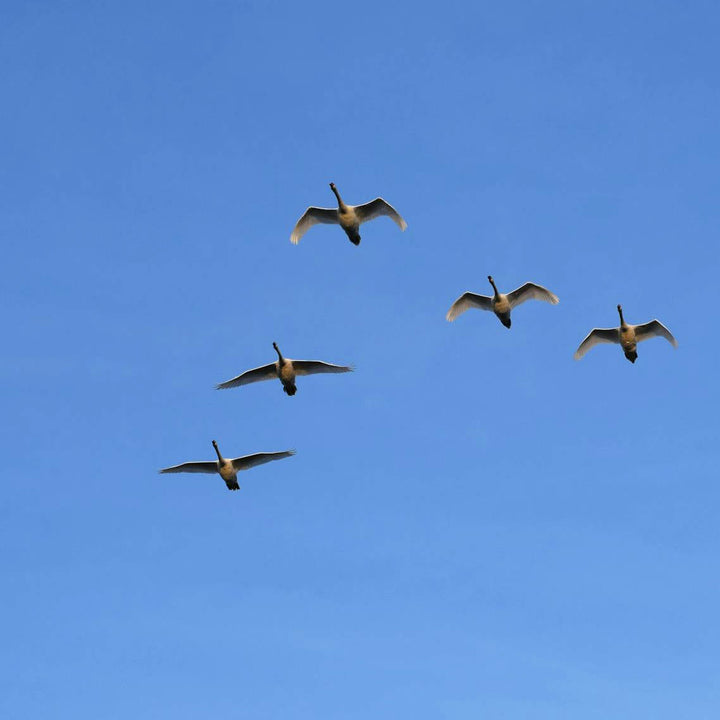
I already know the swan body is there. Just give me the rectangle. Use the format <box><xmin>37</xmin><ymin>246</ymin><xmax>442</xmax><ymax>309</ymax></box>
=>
<box><xmin>446</xmin><ymin>275</ymin><xmax>559</xmax><ymax>328</ymax></box>
<box><xmin>159</xmin><ymin>440</ymin><xmax>295</xmax><ymax>491</ymax></box>
<box><xmin>217</xmin><ymin>342</ymin><xmax>353</xmax><ymax>396</ymax></box>
<box><xmin>290</xmin><ymin>182</ymin><xmax>407</xmax><ymax>245</ymax></box>
<box><xmin>574</xmin><ymin>304</ymin><xmax>678</xmax><ymax>363</ymax></box>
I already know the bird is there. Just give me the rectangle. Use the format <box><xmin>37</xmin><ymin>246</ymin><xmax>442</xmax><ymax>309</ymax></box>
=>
<box><xmin>446</xmin><ymin>275</ymin><xmax>559</xmax><ymax>328</ymax></box>
<box><xmin>290</xmin><ymin>182</ymin><xmax>407</xmax><ymax>245</ymax></box>
<box><xmin>159</xmin><ymin>440</ymin><xmax>295</xmax><ymax>491</ymax></box>
<box><xmin>574</xmin><ymin>304</ymin><xmax>678</xmax><ymax>363</ymax></box>
<box><xmin>217</xmin><ymin>342</ymin><xmax>354</xmax><ymax>396</ymax></box>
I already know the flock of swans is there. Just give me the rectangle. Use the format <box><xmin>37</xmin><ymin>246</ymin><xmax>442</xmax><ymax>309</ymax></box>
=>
<box><xmin>160</xmin><ymin>182</ymin><xmax>678</xmax><ymax>491</ymax></box>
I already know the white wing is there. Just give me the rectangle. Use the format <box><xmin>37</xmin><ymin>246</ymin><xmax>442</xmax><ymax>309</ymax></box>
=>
<box><xmin>353</xmin><ymin>198</ymin><xmax>407</xmax><ymax>231</ymax></box>
<box><xmin>507</xmin><ymin>282</ymin><xmax>560</xmax><ymax>309</ymax></box>
<box><xmin>290</xmin><ymin>207</ymin><xmax>338</xmax><ymax>244</ymax></box>
<box><xmin>574</xmin><ymin>328</ymin><xmax>619</xmax><ymax>360</ymax></box>
<box><xmin>232</xmin><ymin>450</ymin><xmax>296</xmax><ymax>472</ymax></box>
<box><xmin>216</xmin><ymin>363</ymin><xmax>277</xmax><ymax>390</ymax></box>
<box><xmin>292</xmin><ymin>360</ymin><xmax>354</xmax><ymax>376</ymax></box>
<box><xmin>446</xmin><ymin>292</ymin><xmax>493</xmax><ymax>321</ymax></box>
<box><xmin>634</xmin><ymin>320</ymin><xmax>678</xmax><ymax>347</ymax></box>
<box><xmin>159</xmin><ymin>461</ymin><xmax>217</xmax><ymax>474</ymax></box>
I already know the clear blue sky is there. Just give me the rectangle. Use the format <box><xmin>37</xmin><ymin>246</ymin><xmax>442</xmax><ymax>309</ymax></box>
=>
<box><xmin>2</xmin><ymin>1</ymin><xmax>719</xmax><ymax>717</ymax></box>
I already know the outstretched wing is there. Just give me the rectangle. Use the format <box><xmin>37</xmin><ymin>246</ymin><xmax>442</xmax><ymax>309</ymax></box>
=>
<box><xmin>232</xmin><ymin>450</ymin><xmax>296</xmax><ymax>472</ymax></box>
<box><xmin>507</xmin><ymin>282</ymin><xmax>560</xmax><ymax>309</ymax></box>
<box><xmin>573</xmin><ymin>328</ymin><xmax>619</xmax><ymax>359</ymax></box>
<box><xmin>446</xmin><ymin>292</ymin><xmax>493</xmax><ymax>321</ymax></box>
<box><xmin>159</xmin><ymin>461</ymin><xmax>217</xmax><ymax>474</ymax></box>
<box><xmin>292</xmin><ymin>360</ymin><xmax>354</xmax><ymax>376</ymax></box>
<box><xmin>290</xmin><ymin>207</ymin><xmax>338</xmax><ymax>244</ymax></box>
<box><xmin>354</xmin><ymin>198</ymin><xmax>407</xmax><ymax>231</ymax></box>
<box><xmin>634</xmin><ymin>320</ymin><xmax>678</xmax><ymax>347</ymax></box>
<box><xmin>216</xmin><ymin>363</ymin><xmax>277</xmax><ymax>390</ymax></box>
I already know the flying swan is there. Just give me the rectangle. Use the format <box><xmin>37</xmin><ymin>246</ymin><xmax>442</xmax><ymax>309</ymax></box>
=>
<box><xmin>290</xmin><ymin>182</ymin><xmax>406</xmax><ymax>245</ymax></box>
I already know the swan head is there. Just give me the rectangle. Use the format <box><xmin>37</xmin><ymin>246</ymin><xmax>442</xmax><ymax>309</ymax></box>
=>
<box><xmin>212</xmin><ymin>440</ymin><xmax>218</xmax><ymax>447</ymax></box>
<box><xmin>329</xmin><ymin>182</ymin><xmax>336</xmax><ymax>190</ymax></box>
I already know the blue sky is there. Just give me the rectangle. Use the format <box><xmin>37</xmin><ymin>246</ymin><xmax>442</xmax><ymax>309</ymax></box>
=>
<box><xmin>1</xmin><ymin>1</ymin><xmax>719</xmax><ymax>717</ymax></box>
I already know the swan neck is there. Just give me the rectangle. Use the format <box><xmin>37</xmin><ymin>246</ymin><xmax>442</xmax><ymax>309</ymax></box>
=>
<box><xmin>213</xmin><ymin>442</ymin><xmax>223</xmax><ymax>462</ymax></box>
<box><xmin>331</xmin><ymin>184</ymin><xmax>346</xmax><ymax>210</ymax></box>
<box><xmin>617</xmin><ymin>306</ymin><xmax>625</xmax><ymax>325</ymax></box>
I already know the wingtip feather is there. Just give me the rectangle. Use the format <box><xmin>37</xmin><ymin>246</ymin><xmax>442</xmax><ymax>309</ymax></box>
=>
<box><xmin>446</xmin><ymin>304</ymin><xmax>462</xmax><ymax>321</ymax></box>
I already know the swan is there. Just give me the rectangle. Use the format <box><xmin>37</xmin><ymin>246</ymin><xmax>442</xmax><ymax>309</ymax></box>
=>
<box><xmin>446</xmin><ymin>275</ymin><xmax>559</xmax><ymax>328</ymax></box>
<box><xmin>574</xmin><ymin>304</ymin><xmax>677</xmax><ymax>363</ymax></box>
<box><xmin>290</xmin><ymin>182</ymin><xmax>407</xmax><ymax>245</ymax></box>
<box><xmin>159</xmin><ymin>440</ymin><xmax>295</xmax><ymax>491</ymax></box>
<box><xmin>217</xmin><ymin>342</ymin><xmax>353</xmax><ymax>396</ymax></box>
